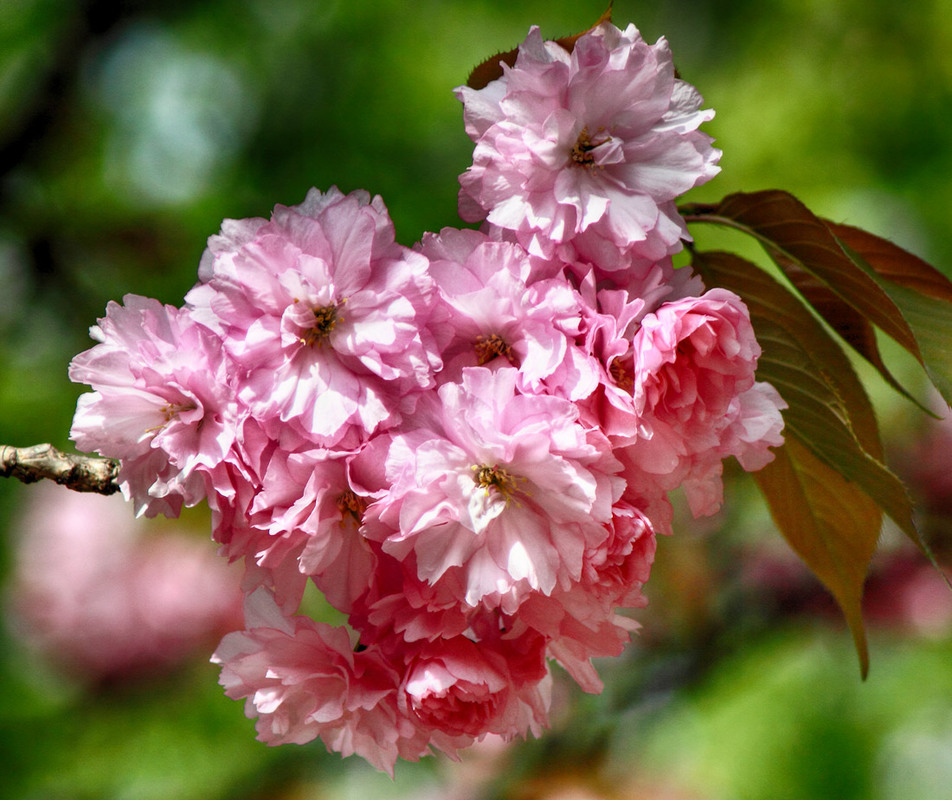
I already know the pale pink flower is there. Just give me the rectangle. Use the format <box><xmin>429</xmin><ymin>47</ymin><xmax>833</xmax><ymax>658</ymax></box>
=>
<box><xmin>418</xmin><ymin>227</ymin><xmax>581</xmax><ymax>391</ymax></box>
<box><xmin>457</xmin><ymin>22</ymin><xmax>720</xmax><ymax>262</ymax></box>
<box><xmin>186</xmin><ymin>187</ymin><xmax>440</xmax><ymax>447</ymax></box>
<box><xmin>247</xmin><ymin>447</ymin><xmax>377</xmax><ymax>613</ymax></box>
<box><xmin>69</xmin><ymin>295</ymin><xmax>238</xmax><ymax>517</ymax></box>
<box><xmin>364</xmin><ymin>367</ymin><xmax>624</xmax><ymax>611</ymax></box>
<box><xmin>8</xmin><ymin>484</ymin><xmax>242</xmax><ymax>682</ymax></box>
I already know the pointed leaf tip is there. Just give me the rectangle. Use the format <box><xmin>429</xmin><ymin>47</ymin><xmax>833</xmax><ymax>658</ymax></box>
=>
<box><xmin>755</xmin><ymin>436</ymin><xmax>875</xmax><ymax>680</ymax></box>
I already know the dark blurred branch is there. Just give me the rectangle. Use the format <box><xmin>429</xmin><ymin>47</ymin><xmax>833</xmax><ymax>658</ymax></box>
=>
<box><xmin>0</xmin><ymin>1</ymin><xmax>140</xmax><ymax>180</ymax></box>
<box><xmin>0</xmin><ymin>443</ymin><xmax>120</xmax><ymax>494</ymax></box>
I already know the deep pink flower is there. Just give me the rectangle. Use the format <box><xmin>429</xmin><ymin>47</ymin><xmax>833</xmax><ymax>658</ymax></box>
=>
<box><xmin>400</xmin><ymin>634</ymin><xmax>550</xmax><ymax>739</ymax></box>
<box><xmin>186</xmin><ymin>187</ymin><xmax>440</xmax><ymax>447</ymax></box>
<box><xmin>69</xmin><ymin>295</ymin><xmax>238</xmax><ymax>517</ymax></box>
<box><xmin>457</xmin><ymin>22</ymin><xmax>720</xmax><ymax>262</ymax></box>
<box><xmin>622</xmin><ymin>289</ymin><xmax>785</xmax><ymax>515</ymax></box>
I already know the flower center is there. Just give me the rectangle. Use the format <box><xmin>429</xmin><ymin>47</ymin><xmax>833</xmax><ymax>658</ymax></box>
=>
<box><xmin>570</xmin><ymin>126</ymin><xmax>609</xmax><ymax>168</ymax></box>
<box><xmin>301</xmin><ymin>302</ymin><xmax>342</xmax><ymax>346</ymax></box>
<box><xmin>336</xmin><ymin>490</ymin><xmax>367</xmax><ymax>525</ymax></box>
<box><xmin>474</xmin><ymin>333</ymin><xmax>513</xmax><ymax>366</ymax></box>
<box><xmin>609</xmin><ymin>358</ymin><xmax>634</xmax><ymax>392</ymax></box>
<box><xmin>472</xmin><ymin>464</ymin><xmax>521</xmax><ymax>500</ymax></box>
<box><xmin>146</xmin><ymin>400</ymin><xmax>197</xmax><ymax>433</ymax></box>
<box><xmin>160</xmin><ymin>401</ymin><xmax>195</xmax><ymax>421</ymax></box>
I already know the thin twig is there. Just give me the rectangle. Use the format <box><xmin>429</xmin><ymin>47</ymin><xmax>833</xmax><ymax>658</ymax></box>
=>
<box><xmin>0</xmin><ymin>444</ymin><xmax>120</xmax><ymax>495</ymax></box>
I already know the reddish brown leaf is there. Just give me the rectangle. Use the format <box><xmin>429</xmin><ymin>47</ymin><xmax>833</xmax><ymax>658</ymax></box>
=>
<box><xmin>467</xmin><ymin>48</ymin><xmax>521</xmax><ymax>91</ymax></box>
<box><xmin>772</xmin><ymin>253</ymin><xmax>925</xmax><ymax>411</ymax></box>
<box><xmin>682</xmin><ymin>190</ymin><xmax>923</xmax><ymax>360</ymax></box>
<box><xmin>828</xmin><ymin>222</ymin><xmax>952</xmax><ymax>303</ymax></box>
<box><xmin>754</xmin><ymin>435</ymin><xmax>878</xmax><ymax>678</ymax></box>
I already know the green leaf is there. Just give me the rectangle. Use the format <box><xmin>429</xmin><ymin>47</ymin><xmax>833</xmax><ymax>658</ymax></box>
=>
<box><xmin>827</xmin><ymin>222</ymin><xmax>952</xmax><ymax>303</ymax></box>
<box><xmin>754</xmin><ymin>435</ymin><xmax>877</xmax><ymax>678</ymax></box>
<box><xmin>869</xmin><ymin>280</ymin><xmax>952</xmax><ymax>408</ymax></box>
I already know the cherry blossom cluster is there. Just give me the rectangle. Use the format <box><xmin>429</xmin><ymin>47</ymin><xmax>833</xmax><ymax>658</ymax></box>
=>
<box><xmin>69</xmin><ymin>20</ymin><xmax>785</xmax><ymax>772</ymax></box>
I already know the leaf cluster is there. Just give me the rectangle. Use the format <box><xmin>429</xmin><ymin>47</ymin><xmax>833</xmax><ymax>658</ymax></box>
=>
<box><xmin>682</xmin><ymin>190</ymin><xmax>952</xmax><ymax>676</ymax></box>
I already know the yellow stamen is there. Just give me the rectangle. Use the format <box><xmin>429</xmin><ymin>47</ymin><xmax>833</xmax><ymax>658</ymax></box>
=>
<box><xmin>145</xmin><ymin>402</ymin><xmax>196</xmax><ymax>434</ymax></box>
<box><xmin>474</xmin><ymin>333</ymin><xmax>514</xmax><ymax>366</ymax></box>
<box><xmin>472</xmin><ymin>463</ymin><xmax>522</xmax><ymax>501</ymax></box>
<box><xmin>570</xmin><ymin>126</ymin><xmax>609</xmax><ymax>168</ymax></box>
<box><xmin>301</xmin><ymin>302</ymin><xmax>343</xmax><ymax>347</ymax></box>
<box><xmin>609</xmin><ymin>359</ymin><xmax>634</xmax><ymax>392</ymax></box>
<box><xmin>335</xmin><ymin>490</ymin><xmax>367</xmax><ymax>525</ymax></box>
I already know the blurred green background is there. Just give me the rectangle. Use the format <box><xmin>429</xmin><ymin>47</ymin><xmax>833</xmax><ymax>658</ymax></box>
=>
<box><xmin>1</xmin><ymin>0</ymin><xmax>951</xmax><ymax>798</ymax></box>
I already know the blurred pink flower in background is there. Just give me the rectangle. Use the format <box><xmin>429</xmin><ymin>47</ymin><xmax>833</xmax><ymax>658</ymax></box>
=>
<box><xmin>6</xmin><ymin>483</ymin><xmax>243</xmax><ymax>683</ymax></box>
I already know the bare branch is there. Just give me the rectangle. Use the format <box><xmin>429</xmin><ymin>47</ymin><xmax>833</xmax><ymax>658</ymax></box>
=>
<box><xmin>0</xmin><ymin>444</ymin><xmax>120</xmax><ymax>495</ymax></box>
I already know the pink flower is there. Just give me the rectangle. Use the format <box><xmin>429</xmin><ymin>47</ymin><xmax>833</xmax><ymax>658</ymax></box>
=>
<box><xmin>59</xmin><ymin>24</ymin><xmax>790</xmax><ymax>763</ymax></box>
<box><xmin>213</xmin><ymin>589</ymin><xmax>467</xmax><ymax>774</ymax></box>
<box><xmin>457</xmin><ymin>22</ymin><xmax>720</xmax><ymax>262</ymax></box>
<box><xmin>540</xmin><ymin>259</ymin><xmax>702</xmax><ymax>440</ymax></box>
<box><xmin>8</xmin><ymin>484</ymin><xmax>242</xmax><ymax>682</ymax></box>
<box><xmin>418</xmin><ymin>227</ymin><xmax>582</xmax><ymax>391</ymax></box>
<box><xmin>401</xmin><ymin>634</ymin><xmax>550</xmax><ymax>739</ymax></box>
<box><xmin>247</xmin><ymin>447</ymin><xmax>377</xmax><ymax>613</ymax></box>
<box><xmin>186</xmin><ymin>187</ymin><xmax>440</xmax><ymax>447</ymax></box>
<box><xmin>569</xmin><ymin>275</ymin><xmax>652</xmax><ymax>438</ymax></box>
<box><xmin>515</xmin><ymin>499</ymin><xmax>656</xmax><ymax>691</ymax></box>
<box><xmin>364</xmin><ymin>367</ymin><xmax>624</xmax><ymax>611</ymax></box>
<box><xmin>352</xmin><ymin>548</ymin><xmax>477</xmax><ymax>644</ymax></box>
<box><xmin>622</xmin><ymin>289</ymin><xmax>785</xmax><ymax>515</ymax></box>
<box><xmin>69</xmin><ymin>295</ymin><xmax>238</xmax><ymax>517</ymax></box>
<box><xmin>214</xmin><ymin>589</ymin><xmax>398</xmax><ymax>769</ymax></box>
